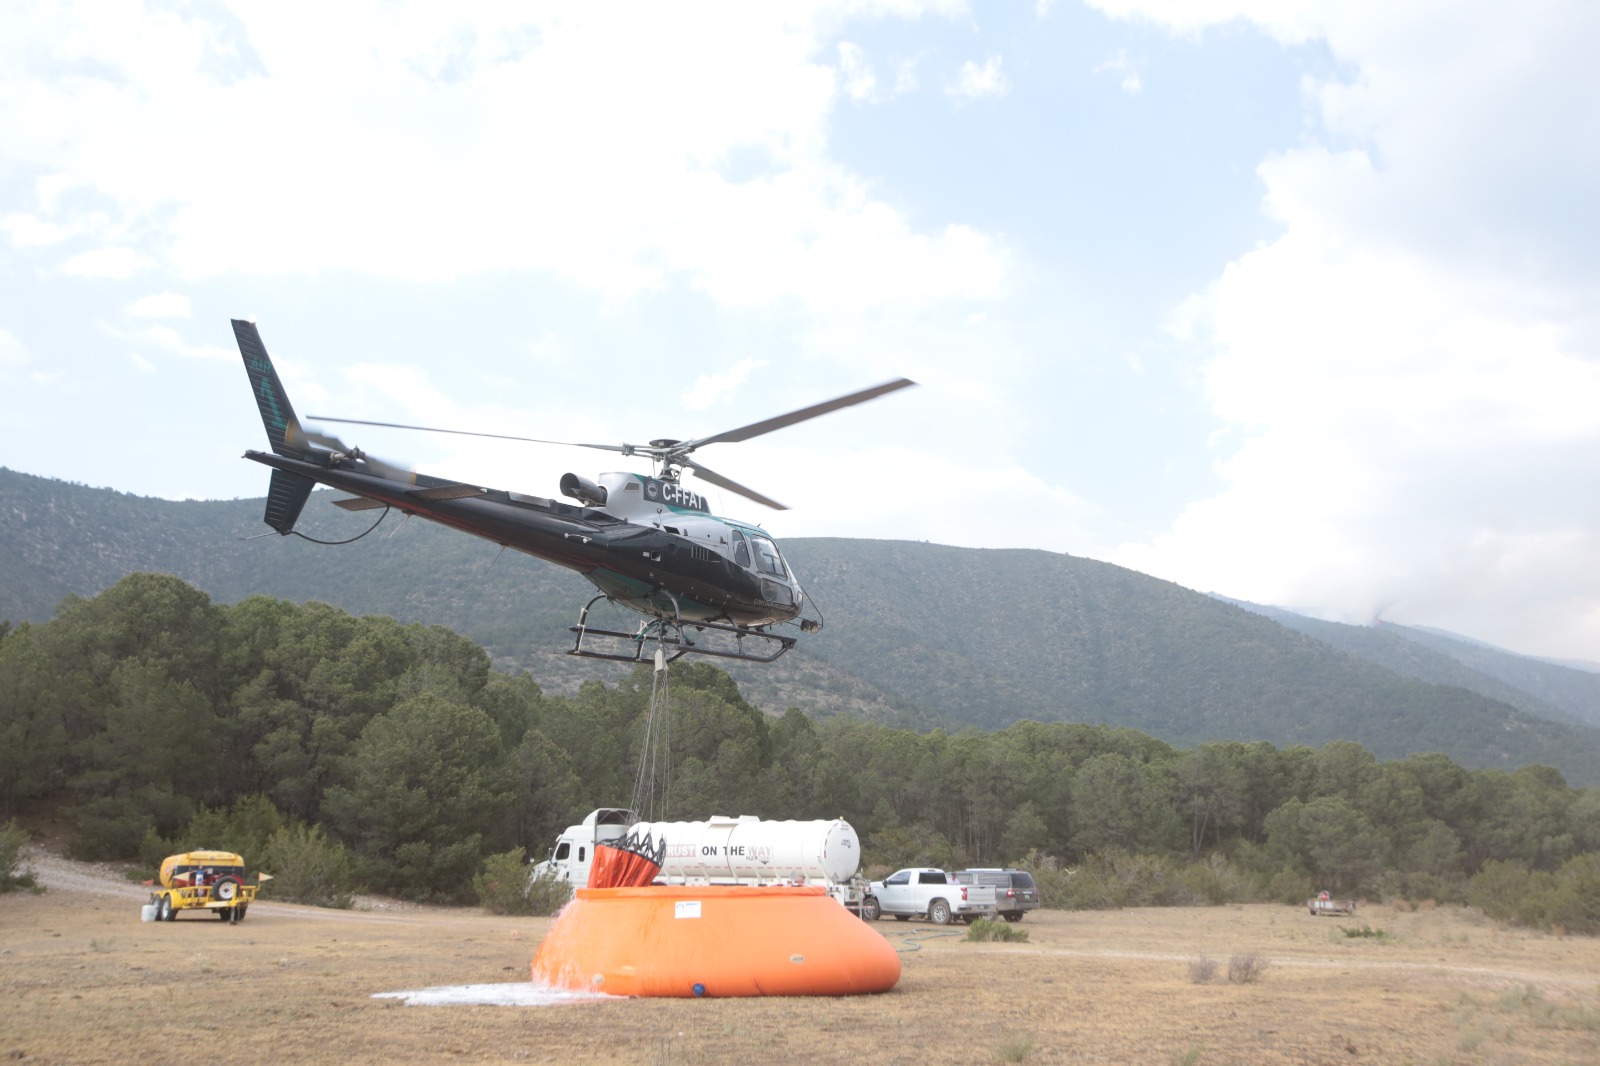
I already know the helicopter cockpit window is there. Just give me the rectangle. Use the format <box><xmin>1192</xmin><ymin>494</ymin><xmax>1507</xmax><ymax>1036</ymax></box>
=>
<box><xmin>749</xmin><ymin>535</ymin><xmax>788</xmax><ymax>578</ymax></box>
<box><xmin>731</xmin><ymin>529</ymin><xmax>751</xmax><ymax>568</ymax></box>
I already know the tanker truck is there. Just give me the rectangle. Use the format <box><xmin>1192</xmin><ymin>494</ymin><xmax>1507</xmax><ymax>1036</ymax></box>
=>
<box><xmin>529</xmin><ymin>808</ymin><xmax>869</xmax><ymax>910</ymax></box>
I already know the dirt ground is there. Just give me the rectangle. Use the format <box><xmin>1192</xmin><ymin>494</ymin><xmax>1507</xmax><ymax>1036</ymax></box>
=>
<box><xmin>4</xmin><ymin>850</ymin><xmax>1600</xmax><ymax>1065</ymax></box>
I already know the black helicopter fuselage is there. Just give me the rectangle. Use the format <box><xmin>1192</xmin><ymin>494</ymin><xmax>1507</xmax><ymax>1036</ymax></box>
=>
<box><xmin>242</xmin><ymin>450</ymin><xmax>805</xmax><ymax>629</ymax></box>
<box><xmin>233</xmin><ymin>319</ymin><xmax>806</xmax><ymax>631</ymax></box>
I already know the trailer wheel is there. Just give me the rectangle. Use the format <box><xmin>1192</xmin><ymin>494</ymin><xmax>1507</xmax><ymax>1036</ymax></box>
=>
<box><xmin>236</xmin><ymin>904</ymin><xmax>247</xmax><ymax>922</ymax></box>
<box><xmin>928</xmin><ymin>898</ymin><xmax>952</xmax><ymax>925</ymax></box>
<box><xmin>211</xmin><ymin>876</ymin><xmax>242</xmax><ymax>903</ymax></box>
<box><xmin>158</xmin><ymin>895</ymin><xmax>174</xmax><ymax>921</ymax></box>
<box><xmin>217</xmin><ymin>907</ymin><xmax>232</xmax><ymax>919</ymax></box>
<box><xmin>860</xmin><ymin>896</ymin><xmax>881</xmax><ymax>921</ymax></box>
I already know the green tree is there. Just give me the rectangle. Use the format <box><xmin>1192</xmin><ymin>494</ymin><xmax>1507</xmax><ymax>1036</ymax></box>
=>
<box><xmin>322</xmin><ymin>694</ymin><xmax>514</xmax><ymax>901</ymax></box>
<box><xmin>1173</xmin><ymin>743</ymin><xmax>1249</xmax><ymax>855</ymax></box>
<box><xmin>0</xmin><ymin>623</ymin><xmax>67</xmax><ymax>814</ymax></box>
<box><xmin>1069</xmin><ymin>754</ymin><xmax>1183</xmax><ymax>857</ymax></box>
<box><xmin>1264</xmin><ymin>795</ymin><xmax>1384</xmax><ymax>895</ymax></box>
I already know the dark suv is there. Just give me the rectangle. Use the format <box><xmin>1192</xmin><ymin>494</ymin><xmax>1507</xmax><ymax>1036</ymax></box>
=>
<box><xmin>956</xmin><ymin>868</ymin><xmax>1040</xmax><ymax>922</ymax></box>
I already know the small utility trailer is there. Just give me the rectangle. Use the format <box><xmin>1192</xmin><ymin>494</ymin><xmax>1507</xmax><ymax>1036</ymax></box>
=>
<box><xmin>1307</xmin><ymin>893</ymin><xmax>1357</xmax><ymax>916</ymax></box>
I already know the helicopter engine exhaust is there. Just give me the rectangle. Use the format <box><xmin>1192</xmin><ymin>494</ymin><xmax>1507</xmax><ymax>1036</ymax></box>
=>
<box><xmin>560</xmin><ymin>472</ymin><xmax>607</xmax><ymax>507</ymax></box>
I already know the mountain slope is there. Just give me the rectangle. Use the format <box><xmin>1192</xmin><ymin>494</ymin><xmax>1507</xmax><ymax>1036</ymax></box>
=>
<box><xmin>1222</xmin><ymin>600</ymin><xmax>1598</xmax><ymax>729</ymax></box>
<box><xmin>5</xmin><ymin>466</ymin><xmax>1599</xmax><ymax>781</ymax></box>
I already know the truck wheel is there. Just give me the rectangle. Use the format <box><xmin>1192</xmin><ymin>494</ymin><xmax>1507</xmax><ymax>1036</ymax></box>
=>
<box><xmin>860</xmin><ymin>896</ymin><xmax>881</xmax><ymax>921</ymax></box>
<box><xmin>928</xmin><ymin>898</ymin><xmax>952</xmax><ymax>925</ymax></box>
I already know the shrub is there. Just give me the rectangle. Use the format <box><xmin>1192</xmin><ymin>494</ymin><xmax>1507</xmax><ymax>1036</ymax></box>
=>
<box><xmin>524</xmin><ymin>864</ymin><xmax>573</xmax><ymax>917</ymax></box>
<box><xmin>67</xmin><ymin>795</ymin><xmax>154</xmax><ymax>860</ymax></box>
<box><xmin>1266</xmin><ymin>865</ymin><xmax>1313</xmax><ymax>906</ymax></box>
<box><xmin>1468</xmin><ymin>860</ymin><xmax>1533</xmax><ymax>923</ymax></box>
<box><xmin>1340</xmin><ymin>924</ymin><xmax>1386</xmax><ymax>939</ymax></box>
<box><xmin>0</xmin><ymin>819</ymin><xmax>36</xmax><ymax>892</ymax></box>
<box><xmin>965</xmin><ymin>917</ymin><xmax>1030</xmax><ymax>943</ymax></box>
<box><xmin>1227</xmin><ymin>953</ymin><xmax>1269</xmax><ymax>983</ymax></box>
<box><xmin>1017</xmin><ymin>851</ymin><xmax>1074</xmax><ymax>909</ymax></box>
<box><xmin>261</xmin><ymin>823</ymin><xmax>354</xmax><ymax>908</ymax></box>
<box><xmin>475</xmin><ymin>848</ymin><xmax>537</xmax><ymax>915</ymax></box>
<box><xmin>994</xmin><ymin>1033</ymin><xmax>1034</xmax><ymax>1063</ymax></box>
<box><xmin>1179</xmin><ymin>854</ymin><xmax>1252</xmax><ymax>905</ymax></box>
<box><xmin>1187</xmin><ymin>956</ymin><xmax>1217</xmax><ymax>984</ymax></box>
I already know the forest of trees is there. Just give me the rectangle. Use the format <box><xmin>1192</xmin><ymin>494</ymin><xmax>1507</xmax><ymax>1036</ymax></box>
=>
<box><xmin>4</xmin><ymin>573</ymin><xmax>1599</xmax><ymax>931</ymax></box>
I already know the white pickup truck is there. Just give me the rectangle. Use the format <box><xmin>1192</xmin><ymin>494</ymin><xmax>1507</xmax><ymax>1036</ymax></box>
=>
<box><xmin>860</xmin><ymin>867</ymin><xmax>998</xmax><ymax>925</ymax></box>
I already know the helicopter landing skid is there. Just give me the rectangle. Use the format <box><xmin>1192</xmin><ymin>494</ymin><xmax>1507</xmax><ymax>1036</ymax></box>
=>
<box><xmin>568</xmin><ymin>597</ymin><xmax>797</xmax><ymax>665</ymax></box>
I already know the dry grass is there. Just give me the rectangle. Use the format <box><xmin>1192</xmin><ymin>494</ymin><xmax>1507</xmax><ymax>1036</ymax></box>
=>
<box><xmin>4</xmin><ymin>871</ymin><xmax>1600</xmax><ymax>1065</ymax></box>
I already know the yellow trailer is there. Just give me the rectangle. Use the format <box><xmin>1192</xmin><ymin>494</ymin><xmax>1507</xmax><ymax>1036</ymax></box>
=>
<box><xmin>149</xmin><ymin>850</ymin><xmax>263</xmax><ymax>922</ymax></box>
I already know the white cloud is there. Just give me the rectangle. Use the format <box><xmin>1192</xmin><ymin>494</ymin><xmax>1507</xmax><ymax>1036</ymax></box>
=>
<box><xmin>837</xmin><ymin>42</ymin><xmax>878</xmax><ymax>101</ymax></box>
<box><xmin>683</xmin><ymin>358</ymin><xmax>768</xmax><ymax>412</ymax></box>
<box><xmin>0</xmin><ymin>4</ymin><xmax>1007</xmax><ymax>312</ymax></box>
<box><xmin>948</xmin><ymin>56</ymin><xmax>1010</xmax><ymax>101</ymax></box>
<box><xmin>1104</xmin><ymin>0</ymin><xmax>1600</xmax><ymax>659</ymax></box>
<box><xmin>1084</xmin><ymin>0</ymin><xmax>1323</xmax><ymax>44</ymax></box>
<box><xmin>57</xmin><ymin>247</ymin><xmax>152</xmax><ymax>279</ymax></box>
<box><xmin>0</xmin><ymin>327</ymin><xmax>30</xmax><ymax>367</ymax></box>
<box><xmin>126</xmin><ymin>292</ymin><xmax>191</xmax><ymax>319</ymax></box>
<box><xmin>1093</xmin><ymin>49</ymin><xmax>1142</xmax><ymax>94</ymax></box>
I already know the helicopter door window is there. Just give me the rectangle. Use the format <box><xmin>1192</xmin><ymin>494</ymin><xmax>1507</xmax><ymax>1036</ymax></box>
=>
<box><xmin>731</xmin><ymin>530</ymin><xmax>751</xmax><ymax>568</ymax></box>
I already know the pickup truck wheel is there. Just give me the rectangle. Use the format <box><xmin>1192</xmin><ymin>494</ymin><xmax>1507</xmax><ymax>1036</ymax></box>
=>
<box><xmin>860</xmin><ymin>896</ymin><xmax>881</xmax><ymax>921</ymax></box>
<box><xmin>928</xmin><ymin>898</ymin><xmax>952</xmax><ymax>925</ymax></box>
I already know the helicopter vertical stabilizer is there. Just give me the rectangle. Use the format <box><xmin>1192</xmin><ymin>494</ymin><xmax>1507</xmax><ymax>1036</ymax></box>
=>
<box><xmin>233</xmin><ymin>318</ymin><xmax>308</xmax><ymax>458</ymax></box>
<box><xmin>262</xmin><ymin>468</ymin><xmax>315</xmax><ymax>534</ymax></box>
<box><xmin>233</xmin><ymin>319</ymin><xmax>317</xmax><ymax>533</ymax></box>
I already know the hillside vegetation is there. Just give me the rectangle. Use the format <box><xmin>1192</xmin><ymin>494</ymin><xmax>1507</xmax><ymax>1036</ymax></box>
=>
<box><xmin>3</xmin><ymin>466</ymin><xmax>1599</xmax><ymax>782</ymax></box>
<box><xmin>6</xmin><ymin>572</ymin><xmax>1600</xmax><ymax>933</ymax></box>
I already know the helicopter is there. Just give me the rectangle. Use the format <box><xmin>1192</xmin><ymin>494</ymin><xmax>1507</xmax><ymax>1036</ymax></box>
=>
<box><xmin>231</xmin><ymin>319</ymin><xmax>914</xmax><ymax>665</ymax></box>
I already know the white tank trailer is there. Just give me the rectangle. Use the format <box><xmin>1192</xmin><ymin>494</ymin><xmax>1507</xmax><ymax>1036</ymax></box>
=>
<box><xmin>530</xmin><ymin>808</ymin><xmax>868</xmax><ymax>910</ymax></box>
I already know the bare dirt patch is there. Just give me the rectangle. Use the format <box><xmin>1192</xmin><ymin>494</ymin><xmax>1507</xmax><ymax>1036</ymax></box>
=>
<box><xmin>4</xmin><ymin>854</ymin><xmax>1600</xmax><ymax>1064</ymax></box>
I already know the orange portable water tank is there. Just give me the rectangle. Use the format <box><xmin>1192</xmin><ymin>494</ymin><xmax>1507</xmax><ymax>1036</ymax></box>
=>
<box><xmin>531</xmin><ymin>884</ymin><xmax>900</xmax><ymax>998</ymax></box>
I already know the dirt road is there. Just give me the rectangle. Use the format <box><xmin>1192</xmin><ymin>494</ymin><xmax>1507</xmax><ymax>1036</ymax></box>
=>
<box><xmin>4</xmin><ymin>850</ymin><xmax>1599</xmax><ymax>1064</ymax></box>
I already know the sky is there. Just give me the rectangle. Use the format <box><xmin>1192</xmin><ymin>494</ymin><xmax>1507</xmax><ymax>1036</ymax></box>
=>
<box><xmin>1</xmin><ymin>1</ymin><xmax>1596</xmax><ymax>664</ymax></box>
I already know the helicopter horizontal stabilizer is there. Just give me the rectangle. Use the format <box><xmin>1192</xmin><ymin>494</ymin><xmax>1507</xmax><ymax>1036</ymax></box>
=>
<box><xmin>408</xmin><ymin>483</ymin><xmax>487</xmax><ymax>502</ymax></box>
<box><xmin>263</xmin><ymin>468</ymin><xmax>315</xmax><ymax>534</ymax></box>
<box><xmin>332</xmin><ymin>495</ymin><xmax>387</xmax><ymax>512</ymax></box>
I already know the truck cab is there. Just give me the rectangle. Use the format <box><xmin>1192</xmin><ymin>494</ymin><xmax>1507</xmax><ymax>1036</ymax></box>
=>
<box><xmin>530</xmin><ymin>808</ymin><xmax>635</xmax><ymax>889</ymax></box>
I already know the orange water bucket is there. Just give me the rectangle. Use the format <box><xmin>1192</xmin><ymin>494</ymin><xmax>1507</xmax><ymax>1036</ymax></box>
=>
<box><xmin>532</xmin><ymin>884</ymin><xmax>900</xmax><ymax>998</ymax></box>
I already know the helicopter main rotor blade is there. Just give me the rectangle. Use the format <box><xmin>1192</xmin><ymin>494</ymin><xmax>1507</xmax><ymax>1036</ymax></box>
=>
<box><xmin>681</xmin><ymin>457</ymin><xmax>787</xmax><ymax>511</ymax></box>
<box><xmin>676</xmin><ymin>377</ymin><xmax>917</xmax><ymax>453</ymax></box>
<box><xmin>306</xmin><ymin>415</ymin><xmax>628</xmax><ymax>454</ymax></box>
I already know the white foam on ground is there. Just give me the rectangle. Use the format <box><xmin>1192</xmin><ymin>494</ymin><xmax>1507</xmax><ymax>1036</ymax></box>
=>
<box><xmin>373</xmin><ymin>982</ymin><xmax>616</xmax><ymax>1006</ymax></box>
